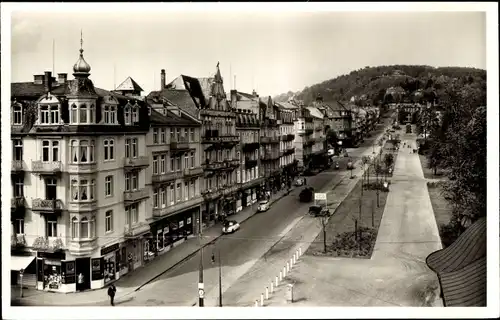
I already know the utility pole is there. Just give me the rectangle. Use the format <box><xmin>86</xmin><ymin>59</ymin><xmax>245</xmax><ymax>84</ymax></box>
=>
<box><xmin>218</xmin><ymin>248</ymin><xmax>223</xmax><ymax>307</ymax></box>
<box><xmin>198</xmin><ymin>214</ymin><xmax>204</xmax><ymax>307</ymax></box>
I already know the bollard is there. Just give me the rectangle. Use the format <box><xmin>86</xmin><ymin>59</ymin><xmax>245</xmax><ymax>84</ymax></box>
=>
<box><xmin>296</xmin><ymin>250</ymin><xmax>299</xmax><ymax>260</ymax></box>
<box><xmin>260</xmin><ymin>293</ymin><xmax>264</xmax><ymax>306</ymax></box>
<box><xmin>290</xmin><ymin>258</ymin><xmax>293</xmax><ymax>267</ymax></box>
<box><xmin>276</xmin><ymin>275</ymin><xmax>279</xmax><ymax>286</ymax></box>
<box><xmin>279</xmin><ymin>271</ymin><xmax>283</xmax><ymax>281</ymax></box>
<box><xmin>287</xmin><ymin>262</ymin><xmax>290</xmax><ymax>272</ymax></box>
<box><xmin>299</xmin><ymin>247</ymin><xmax>302</xmax><ymax>256</ymax></box>
<box><xmin>271</xmin><ymin>281</ymin><xmax>274</xmax><ymax>293</ymax></box>
<box><xmin>293</xmin><ymin>254</ymin><xmax>296</xmax><ymax>264</ymax></box>
<box><xmin>266</xmin><ymin>287</ymin><xmax>269</xmax><ymax>299</ymax></box>
<box><xmin>283</xmin><ymin>266</ymin><xmax>287</xmax><ymax>277</ymax></box>
<box><xmin>255</xmin><ymin>300</ymin><xmax>259</xmax><ymax>307</ymax></box>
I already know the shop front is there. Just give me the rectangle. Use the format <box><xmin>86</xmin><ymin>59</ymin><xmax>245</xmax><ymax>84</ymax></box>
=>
<box><xmin>36</xmin><ymin>251</ymin><xmax>68</xmax><ymax>293</ymax></box>
<box><xmin>150</xmin><ymin>207</ymin><xmax>197</xmax><ymax>258</ymax></box>
<box><xmin>101</xmin><ymin>242</ymin><xmax>120</xmax><ymax>284</ymax></box>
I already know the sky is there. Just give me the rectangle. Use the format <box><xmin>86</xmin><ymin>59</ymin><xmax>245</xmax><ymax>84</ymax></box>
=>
<box><xmin>9</xmin><ymin>4</ymin><xmax>487</xmax><ymax>97</ymax></box>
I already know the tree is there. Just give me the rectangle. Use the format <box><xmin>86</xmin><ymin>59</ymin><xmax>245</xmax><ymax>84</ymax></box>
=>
<box><xmin>384</xmin><ymin>153</ymin><xmax>394</xmax><ymax>170</ymax></box>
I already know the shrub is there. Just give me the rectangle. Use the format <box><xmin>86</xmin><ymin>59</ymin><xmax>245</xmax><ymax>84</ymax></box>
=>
<box><xmin>330</xmin><ymin>227</ymin><xmax>378</xmax><ymax>258</ymax></box>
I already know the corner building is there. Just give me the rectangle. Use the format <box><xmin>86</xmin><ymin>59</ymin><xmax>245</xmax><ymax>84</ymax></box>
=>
<box><xmin>10</xmin><ymin>45</ymin><xmax>151</xmax><ymax>292</ymax></box>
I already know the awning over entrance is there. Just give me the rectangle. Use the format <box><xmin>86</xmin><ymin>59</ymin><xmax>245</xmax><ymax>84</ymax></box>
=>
<box><xmin>11</xmin><ymin>255</ymin><xmax>36</xmax><ymax>271</ymax></box>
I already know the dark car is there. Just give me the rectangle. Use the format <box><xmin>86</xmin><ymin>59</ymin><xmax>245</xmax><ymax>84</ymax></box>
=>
<box><xmin>308</xmin><ymin>205</ymin><xmax>329</xmax><ymax>217</ymax></box>
<box><xmin>299</xmin><ymin>187</ymin><xmax>314</xmax><ymax>202</ymax></box>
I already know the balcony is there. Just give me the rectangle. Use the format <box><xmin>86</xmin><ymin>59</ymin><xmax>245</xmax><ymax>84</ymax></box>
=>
<box><xmin>124</xmin><ymin>222</ymin><xmax>151</xmax><ymax>239</ymax></box>
<box><xmin>202</xmin><ymin>161</ymin><xmax>225</xmax><ymax>171</ymax></box>
<box><xmin>260</xmin><ymin>136</ymin><xmax>280</xmax><ymax>144</ymax></box>
<box><xmin>67</xmin><ymin>162</ymin><xmax>98</xmax><ymax>174</ymax></box>
<box><xmin>11</xmin><ymin>196</ymin><xmax>26</xmax><ymax>210</ymax></box>
<box><xmin>31</xmin><ymin>199</ymin><xmax>64</xmax><ymax>213</ymax></box>
<box><xmin>303</xmin><ymin>140</ymin><xmax>314</xmax><ymax>147</ymax></box>
<box><xmin>152</xmin><ymin>171</ymin><xmax>182</xmax><ymax>184</ymax></box>
<box><xmin>11</xmin><ymin>160</ymin><xmax>25</xmax><ymax>172</ymax></box>
<box><xmin>285</xmin><ymin>147</ymin><xmax>295</xmax><ymax>155</ymax></box>
<box><xmin>184</xmin><ymin>167</ymin><xmax>204</xmax><ymax>178</ymax></box>
<box><xmin>242</xmin><ymin>142</ymin><xmax>260</xmax><ymax>152</ymax></box>
<box><xmin>245</xmin><ymin>158</ymin><xmax>258</xmax><ymax>169</ymax></box>
<box><xmin>153</xmin><ymin>196</ymin><xmax>203</xmax><ymax>218</ymax></box>
<box><xmin>224</xmin><ymin>159</ymin><xmax>240</xmax><ymax>168</ymax></box>
<box><xmin>68</xmin><ymin>238</ymin><xmax>98</xmax><ymax>256</ymax></box>
<box><xmin>11</xmin><ymin>197</ymin><xmax>26</xmax><ymax>220</ymax></box>
<box><xmin>31</xmin><ymin>161</ymin><xmax>62</xmax><ymax>174</ymax></box>
<box><xmin>261</xmin><ymin>152</ymin><xmax>280</xmax><ymax>161</ymax></box>
<box><xmin>305</xmin><ymin>129</ymin><xmax>314</xmax><ymax>135</ymax></box>
<box><xmin>123</xmin><ymin>188</ymin><xmax>149</xmax><ymax>204</ymax></box>
<box><xmin>202</xmin><ymin>135</ymin><xmax>239</xmax><ymax>144</ymax></box>
<box><xmin>315</xmin><ymin>126</ymin><xmax>323</xmax><ymax>132</ymax></box>
<box><xmin>123</xmin><ymin>156</ymin><xmax>149</xmax><ymax>170</ymax></box>
<box><xmin>67</xmin><ymin>200</ymin><xmax>98</xmax><ymax>212</ymax></box>
<box><xmin>281</xmin><ymin>134</ymin><xmax>295</xmax><ymax>141</ymax></box>
<box><xmin>170</xmin><ymin>138</ymin><xmax>190</xmax><ymax>152</ymax></box>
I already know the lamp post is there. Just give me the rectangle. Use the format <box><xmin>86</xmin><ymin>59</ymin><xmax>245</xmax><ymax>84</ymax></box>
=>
<box><xmin>19</xmin><ymin>268</ymin><xmax>24</xmax><ymax>298</ymax></box>
<box><xmin>198</xmin><ymin>213</ymin><xmax>205</xmax><ymax>307</ymax></box>
<box><xmin>218</xmin><ymin>248</ymin><xmax>222</xmax><ymax>307</ymax></box>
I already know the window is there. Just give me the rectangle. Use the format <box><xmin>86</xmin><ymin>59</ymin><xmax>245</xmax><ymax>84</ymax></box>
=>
<box><xmin>42</xmin><ymin>140</ymin><xmax>59</xmax><ymax>162</ymax></box>
<box><xmin>190</xmin><ymin>180</ymin><xmax>195</xmax><ymax>198</ymax></box>
<box><xmin>71</xmin><ymin>217</ymin><xmax>79</xmax><ymax>239</ymax></box>
<box><xmin>176</xmin><ymin>157</ymin><xmax>181</xmax><ymax>171</ymax></box>
<box><xmin>71</xmin><ymin>140</ymin><xmax>95</xmax><ymax>163</ymax></box>
<box><xmin>124</xmin><ymin>106</ymin><xmax>131</xmax><ymax>124</ymax></box>
<box><xmin>170</xmin><ymin>185</ymin><xmax>174</xmax><ymax>205</ymax></box>
<box><xmin>132</xmin><ymin>138</ymin><xmax>137</xmax><ymax>158</ymax></box>
<box><xmin>125</xmin><ymin>138</ymin><xmax>138</xmax><ymax>158</ymax></box>
<box><xmin>152</xmin><ymin>155</ymin><xmax>159</xmax><ymax>174</ymax></box>
<box><xmin>105</xmin><ymin>176</ymin><xmax>113</xmax><ymax>196</ymax></box>
<box><xmin>39</xmin><ymin>105</ymin><xmax>59</xmax><ymax>125</ymax></box>
<box><xmin>71</xmin><ymin>178</ymin><xmax>95</xmax><ymax>201</ymax></box>
<box><xmin>13</xmin><ymin>139</ymin><xmax>23</xmax><ymax>161</ymax></box>
<box><xmin>125</xmin><ymin>204</ymin><xmax>138</xmax><ymax>224</ymax></box>
<box><xmin>160</xmin><ymin>154</ymin><xmax>166</xmax><ymax>173</ymax></box>
<box><xmin>153</xmin><ymin>128</ymin><xmax>159</xmax><ymax>144</ymax></box>
<box><xmin>80</xmin><ymin>104</ymin><xmax>88</xmax><ymax>123</ymax></box>
<box><xmin>105</xmin><ymin>210</ymin><xmax>113</xmax><ymax>232</ymax></box>
<box><xmin>46</xmin><ymin>219</ymin><xmax>57</xmax><ymax>238</ymax></box>
<box><xmin>103</xmin><ymin>139</ymin><xmax>115</xmax><ymax>161</ymax></box>
<box><xmin>14</xmin><ymin>219</ymin><xmax>24</xmax><ymax>235</ymax></box>
<box><xmin>184</xmin><ymin>154</ymin><xmax>189</xmax><ymax>170</ymax></box>
<box><xmin>13</xmin><ymin>104</ymin><xmax>23</xmax><ymax>125</ymax></box>
<box><xmin>14</xmin><ymin>176</ymin><xmax>24</xmax><ymax>198</ymax></box>
<box><xmin>81</xmin><ymin>217</ymin><xmax>89</xmax><ymax>238</ymax></box>
<box><xmin>160</xmin><ymin>188</ymin><xmax>166</xmax><ymax>208</ymax></box>
<box><xmin>190</xmin><ymin>128</ymin><xmax>195</xmax><ymax>142</ymax></box>
<box><xmin>184</xmin><ymin>183</ymin><xmax>189</xmax><ymax>201</ymax></box>
<box><xmin>132</xmin><ymin>107</ymin><xmax>139</xmax><ymax>123</ymax></box>
<box><xmin>170</xmin><ymin>128</ymin><xmax>175</xmax><ymax>142</ymax></box>
<box><xmin>176</xmin><ymin>128</ymin><xmax>181</xmax><ymax>141</ymax></box>
<box><xmin>170</xmin><ymin>157</ymin><xmax>175</xmax><ymax>171</ymax></box>
<box><xmin>190</xmin><ymin>152</ymin><xmax>195</xmax><ymax>168</ymax></box>
<box><xmin>153</xmin><ymin>188</ymin><xmax>159</xmax><ymax>208</ymax></box>
<box><xmin>184</xmin><ymin>128</ymin><xmax>189</xmax><ymax>140</ymax></box>
<box><xmin>104</xmin><ymin>105</ymin><xmax>117</xmax><ymax>124</ymax></box>
<box><xmin>160</xmin><ymin>129</ymin><xmax>166</xmax><ymax>143</ymax></box>
<box><xmin>125</xmin><ymin>172</ymin><xmax>138</xmax><ymax>191</ymax></box>
<box><xmin>176</xmin><ymin>183</ymin><xmax>181</xmax><ymax>202</ymax></box>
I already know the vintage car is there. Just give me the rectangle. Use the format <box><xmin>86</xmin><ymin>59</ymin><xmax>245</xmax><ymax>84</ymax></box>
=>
<box><xmin>308</xmin><ymin>205</ymin><xmax>330</xmax><ymax>217</ymax></box>
<box><xmin>299</xmin><ymin>187</ymin><xmax>314</xmax><ymax>202</ymax></box>
<box><xmin>222</xmin><ymin>220</ymin><xmax>240</xmax><ymax>234</ymax></box>
<box><xmin>257</xmin><ymin>200</ymin><xmax>270</xmax><ymax>212</ymax></box>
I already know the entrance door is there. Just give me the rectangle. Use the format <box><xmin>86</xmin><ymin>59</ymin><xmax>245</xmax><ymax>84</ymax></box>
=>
<box><xmin>75</xmin><ymin>258</ymin><xmax>91</xmax><ymax>291</ymax></box>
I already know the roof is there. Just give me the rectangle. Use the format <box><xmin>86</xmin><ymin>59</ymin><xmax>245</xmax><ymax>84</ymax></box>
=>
<box><xmin>426</xmin><ymin>217</ymin><xmax>486</xmax><ymax>307</ymax></box>
<box><xmin>236</xmin><ymin>91</ymin><xmax>259</xmax><ymax>101</ymax></box>
<box><xmin>115</xmin><ymin>76</ymin><xmax>144</xmax><ymax>92</ymax></box>
<box><xmin>275</xmin><ymin>101</ymin><xmax>298</xmax><ymax>109</ymax></box>
<box><xmin>147</xmin><ymin>89</ymin><xmax>199</xmax><ymax>118</ymax></box>
<box><xmin>306</xmin><ymin>106</ymin><xmax>324</xmax><ymax>119</ymax></box>
<box><xmin>149</xmin><ymin>108</ymin><xmax>199</xmax><ymax>126</ymax></box>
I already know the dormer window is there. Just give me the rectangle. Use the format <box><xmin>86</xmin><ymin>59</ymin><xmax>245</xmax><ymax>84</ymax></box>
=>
<box><xmin>39</xmin><ymin>104</ymin><xmax>59</xmax><ymax>125</ymax></box>
<box><xmin>132</xmin><ymin>106</ymin><xmax>139</xmax><ymax>123</ymax></box>
<box><xmin>13</xmin><ymin>103</ymin><xmax>23</xmax><ymax>125</ymax></box>
<box><xmin>70</xmin><ymin>103</ymin><xmax>95</xmax><ymax>124</ymax></box>
<box><xmin>103</xmin><ymin>105</ymin><xmax>117</xmax><ymax>124</ymax></box>
<box><xmin>124</xmin><ymin>106</ymin><xmax>131</xmax><ymax>124</ymax></box>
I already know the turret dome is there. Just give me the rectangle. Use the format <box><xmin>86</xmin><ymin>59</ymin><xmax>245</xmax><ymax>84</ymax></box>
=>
<box><xmin>73</xmin><ymin>48</ymin><xmax>91</xmax><ymax>75</ymax></box>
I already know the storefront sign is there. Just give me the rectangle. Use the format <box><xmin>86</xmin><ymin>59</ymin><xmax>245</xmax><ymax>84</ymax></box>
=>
<box><xmin>62</xmin><ymin>261</ymin><xmax>76</xmax><ymax>284</ymax></box>
<box><xmin>37</xmin><ymin>251</ymin><xmax>66</xmax><ymax>260</ymax></box>
<box><xmin>91</xmin><ymin>258</ymin><xmax>104</xmax><ymax>280</ymax></box>
<box><xmin>179</xmin><ymin>221</ymin><xmax>184</xmax><ymax>228</ymax></box>
<box><xmin>100</xmin><ymin>243</ymin><xmax>120</xmax><ymax>256</ymax></box>
<box><xmin>187</xmin><ymin>217</ymin><xmax>192</xmax><ymax>225</ymax></box>
<box><xmin>44</xmin><ymin>259</ymin><xmax>61</xmax><ymax>266</ymax></box>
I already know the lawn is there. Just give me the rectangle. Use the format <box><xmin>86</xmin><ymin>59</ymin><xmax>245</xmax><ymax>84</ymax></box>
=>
<box><xmin>307</xmin><ymin>179</ymin><xmax>388</xmax><ymax>258</ymax></box>
<box><xmin>418</xmin><ymin>154</ymin><xmax>448</xmax><ymax>180</ymax></box>
<box><xmin>427</xmin><ymin>181</ymin><xmax>455</xmax><ymax>247</ymax></box>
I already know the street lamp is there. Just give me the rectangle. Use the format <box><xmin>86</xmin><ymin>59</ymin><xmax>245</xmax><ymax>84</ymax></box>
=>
<box><xmin>198</xmin><ymin>215</ymin><xmax>205</xmax><ymax>307</ymax></box>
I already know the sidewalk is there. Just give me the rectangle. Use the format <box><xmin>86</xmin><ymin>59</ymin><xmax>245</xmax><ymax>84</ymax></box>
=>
<box><xmin>11</xmin><ymin>187</ymin><xmax>292</xmax><ymax>306</ymax></box>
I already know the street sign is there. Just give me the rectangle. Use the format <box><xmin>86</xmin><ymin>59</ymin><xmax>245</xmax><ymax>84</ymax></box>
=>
<box><xmin>314</xmin><ymin>193</ymin><xmax>327</xmax><ymax>201</ymax></box>
<box><xmin>198</xmin><ymin>289</ymin><xmax>205</xmax><ymax>299</ymax></box>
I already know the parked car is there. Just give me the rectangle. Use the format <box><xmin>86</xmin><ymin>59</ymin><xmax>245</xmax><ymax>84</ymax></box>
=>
<box><xmin>334</xmin><ymin>162</ymin><xmax>340</xmax><ymax>170</ymax></box>
<box><xmin>257</xmin><ymin>200</ymin><xmax>270</xmax><ymax>212</ymax></box>
<box><xmin>295</xmin><ymin>177</ymin><xmax>305</xmax><ymax>186</ymax></box>
<box><xmin>308</xmin><ymin>205</ymin><xmax>330</xmax><ymax>217</ymax></box>
<box><xmin>299</xmin><ymin>187</ymin><xmax>314</xmax><ymax>202</ymax></box>
<box><xmin>222</xmin><ymin>220</ymin><xmax>240</xmax><ymax>234</ymax></box>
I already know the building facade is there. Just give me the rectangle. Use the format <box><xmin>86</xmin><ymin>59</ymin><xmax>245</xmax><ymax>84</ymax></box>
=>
<box><xmin>259</xmin><ymin>96</ymin><xmax>282</xmax><ymax>191</ymax></box>
<box><xmin>10</xmin><ymin>45</ymin><xmax>152</xmax><ymax>292</ymax></box>
<box><xmin>235</xmin><ymin>108</ymin><xmax>263</xmax><ymax>210</ymax></box>
<box><xmin>293</xmin><ymin>106</ymin><xmax>314</xmax><ymax>171</ymax></box>
<box><xmin>276</xmin><ymin>104</ymin><xmax>297</xmax><ymax>183</ymax></box>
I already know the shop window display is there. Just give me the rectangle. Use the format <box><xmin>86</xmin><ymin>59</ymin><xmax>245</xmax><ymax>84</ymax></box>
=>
<box><xmin>44</xmin><ymin>263</ymin><xmax>62</xmax><ymax>290</ymax></box>
<box><xmin>104</xmin><ymin>254</ymin><xmax>116</xmax><ymax>284</ymax></box>
<box><xmin>171</xmin><ymin>222</ymin><xmax>178</xmax><ymax>243</ymax></box>
<box><xmin>186</xmin><ymin>217</ymin><xmax>192</xmax><ymax>236</ymax></box>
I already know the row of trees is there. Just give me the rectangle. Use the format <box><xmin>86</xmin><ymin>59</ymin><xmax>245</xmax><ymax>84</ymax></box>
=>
<box><xmin>418</xmin><ymin>81</ymin><xmax>487</xmax><ymax>233</ymax></box>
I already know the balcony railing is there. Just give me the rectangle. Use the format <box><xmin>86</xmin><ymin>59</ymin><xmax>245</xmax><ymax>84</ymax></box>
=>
<box><xmin>31</xmin><ymin>199</ymin><xmax>64</xmax><ymax>212</ymax></box>
<box><xmin>31</xmin><ymin>161</ymin><xmax>62</xmax><ymax>174</ymax></box>
<box><xmin>303</xmin><ymin>140</ymin><xmax>314</xmax><ymax>147</ymax></box>
<box><xmin>261</xmin><ymin>153</ymin><xmax>280</xmax><ymax>161</ymax></box>
<box><xmin>260</xmin><ymin>136</ymin><xmax>280</xmax><ymax>144</ymax></box>
<box><xmin>202</xmin><ymin>161</ymin><xmax>225</xmax><ymax>171</ymax></box>
<box><xmin>152</xmin><ymin>171</ymin><xmax>182</xmax><ymax>184</ymax></box>
<box><xmin>315</xmin><ymin>126</ymin><xmax>323</xmax><ymax>132</ymax></box>
<box><xmin>305</xmin><ymin>129</ymin><xmax>314</xmax><ymax>135</ymax></box>
<box><xmin>170</xmin><ymin>137</ymin><xmax>190</xmax><ymax>151</ymax></box>
<box><xmin>285</xmin><ymin>147</ymin><xmax>295</xmax><ymax>155</ymax></box>
<box><xmin>245</xmin><ymin>158</ymin><xmax>258</xmax><ymax>169</ymax></box>
<box><xmin>202</xmin><ymin>135</ymin><xmax>239</xmax><ymax>144</ymax></box>
<box><xmin>11</xmin><ymin>160</ymin><xmax>25</xmax><ymax>172</ymax></box>
<box><xmin>124</xmin><ymin>222</ymin><xmax>150</xmax><ymax>238</ymax></box>
<box><xmin>281</xmin><ymin>133</ymin><xmax>295</xmax><ymax>141</ymax></box>
<box><xmin>123</xmin><ymin>188</ymin><xmax>149</xmax><ymax>204</ymax></box>
<box><xmin>68</xmin><ymin>238</ymin><xmax>98</xmax><ymax>256</ymax></box>
<box><xmin>184</xmin><ymin>167</ymin><xmax>204</xmax><ymax>177</ymax></box>
<box><xmin>242</xmin><ymin>142</ymin><xmax>260</xmax><ymax>152</ymax></box>
<box><xmin>153</xmin><ymin>196</ymin><xmax>203</xmax><ymax>218</ymax></box>
<box><xmin>123</xmin><ymin>156</ymin><xmax>150</xmax><ymax>169</ymax></box>
<box><xmin>224</xmin><ymin>159</ymin><xmax>240</xmax><ymax>168</ymax></box>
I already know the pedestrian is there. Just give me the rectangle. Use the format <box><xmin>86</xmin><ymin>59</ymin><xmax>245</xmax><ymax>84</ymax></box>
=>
<box><xmin>77</xmin><ymin>272</ymin><xmax>84</xmax><ymax>291</ymax></box>
<box><xmin>108</xmin><ymin>284</ymin><xmax>116</xmax><ymax>306</ymax></box>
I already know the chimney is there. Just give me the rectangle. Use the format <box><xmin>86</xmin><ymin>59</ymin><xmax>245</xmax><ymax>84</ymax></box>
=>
<box><xmin>58</xmin><ymin>73</ymin><xmax>67</xmax><ymax>84</ymax></box>
<box><xmin>252</xmin><ymin>89</ymin><xmax>258</xmax><ymax>97</ymax></box>
<box><xmin>44</xmin><ymin>71</ymin><xmax>52</xmax><ymax>93</ymax></box>
<box><xmin>161</xmin><ymin>69</ymin><xmax>166</xmax><ymax>89</ymax></box>
<box><xmin>230</xmin><ymin>90</ymin><xmax>238</xmax><ymax>109</ymax></box>
<box><xmin>34</xmin><ymin>74</ymin><xmax>44</xmax><ymax>85</ymax></box>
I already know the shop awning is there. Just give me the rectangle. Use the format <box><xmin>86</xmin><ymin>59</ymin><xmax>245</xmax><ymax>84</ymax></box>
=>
<box><xmin>11</xmin><ymin>255</ymin><xmax>36</xmax><ymax>271</ymax></box>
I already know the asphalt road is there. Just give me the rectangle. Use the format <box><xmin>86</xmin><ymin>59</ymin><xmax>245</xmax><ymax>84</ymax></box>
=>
<box><xmin>111</xmin><ymin>120</ymin><xmax>395</xmax><ymax>307</ymax></box>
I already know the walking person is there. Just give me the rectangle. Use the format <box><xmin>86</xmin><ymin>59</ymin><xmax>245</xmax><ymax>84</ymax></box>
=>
<box><xmin>108</xmin><ymin>284</ymin><xmax>117</xmax><ymax>306</ymax></box>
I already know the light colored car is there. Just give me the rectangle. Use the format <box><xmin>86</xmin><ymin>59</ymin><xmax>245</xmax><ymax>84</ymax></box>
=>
<box><xmin>295</xmin><ymin>178</ymin><xmax>305</xmax><ymax>186</ymax></box>
<box><xmin>222</xmin><ymin>220</ymin><xmax>240</xmax><ymax>234</ymax></box>
<box><xmin>257</xmin><ymin>200</ymin><xmax>270</xmax><ymax>212</ymax></box>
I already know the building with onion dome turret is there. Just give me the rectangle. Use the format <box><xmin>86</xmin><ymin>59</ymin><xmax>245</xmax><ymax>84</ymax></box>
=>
<box><xmin>10</xmin><ymin>34</ymin><xmax>153</xmax><ymax>293</ymax></box>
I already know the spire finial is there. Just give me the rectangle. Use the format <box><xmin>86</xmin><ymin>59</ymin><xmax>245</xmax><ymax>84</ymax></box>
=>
<box><xmin>217</xmin><ymin>61</ymin><xmax>220</xmax><ymax>68</ymax></box>
<box><xmin>80</xmin><ymin>30</ymin><xmax>83</xmax><ymax>50</ymax></box>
